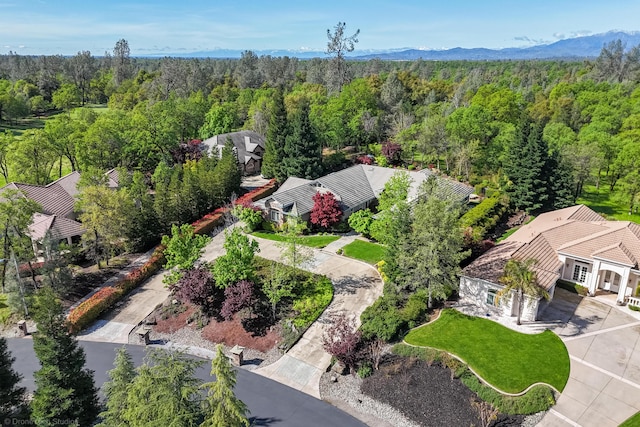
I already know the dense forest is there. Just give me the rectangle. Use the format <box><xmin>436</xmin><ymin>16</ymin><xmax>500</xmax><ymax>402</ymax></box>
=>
<box><xmin>1</xmin><ymin>38</ymin><xmax>640</xmax><ymax>216</ymax></box>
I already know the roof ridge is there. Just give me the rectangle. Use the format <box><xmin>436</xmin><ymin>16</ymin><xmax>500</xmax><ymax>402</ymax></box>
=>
<box><xmin>557</xmin><ymin>221</ymin><xmax>624</xmax><ymax>251</ymax></box>
<box><xmin>47</xmin><ymin>170</ymin><xmax>80</xmax><ymax>187</ymax></box>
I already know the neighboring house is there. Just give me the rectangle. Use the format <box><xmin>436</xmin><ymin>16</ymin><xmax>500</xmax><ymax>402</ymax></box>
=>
<box><xmin>254</xmin><ymin>165</ymin><xmax>474</xmax><ymax>225</ymax></box>
<box><xmin>459</xmin><ymin>204</ymin><xmax>640</xmax><ymax>321</ymax></box>
<box><xmin>0</xmin><ymin>169</ymin><xmax>120</xmax><ymax>258</ymax></box>
<box><xmin>200</xmin><ymin>130</ymin><xmax>265</xmax><ymax>175</ymax></box>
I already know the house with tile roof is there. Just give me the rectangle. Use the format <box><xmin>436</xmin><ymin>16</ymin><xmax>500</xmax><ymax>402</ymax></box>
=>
<box><xmin>201</xmin><ymin>130</ymin><xmax>265</xmax><ymax>176</ymax></box>
<box><xmin>254</xmin><ymin>165</ymin><xmax>474</xmax><ymax>224</ymax></box>
<box><xmin>459</xmin><ymin>204</ymin><xmax>640</xmax><ymax>321</ymax></box>
<box><xmin>1</xmin><ymin>169</ymin><xmax>120</xmax><ymax>258</ymax></box>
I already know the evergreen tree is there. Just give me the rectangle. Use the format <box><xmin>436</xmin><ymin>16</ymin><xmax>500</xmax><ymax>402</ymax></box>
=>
<box><xmin>261</xmin><ymin>89</ymin><xmax>288</xmax><ymax>182</ymax></box>
<box><xmin>397</xmin><ymin>179</ymin><xmax>469</xmax><ymax>308</ymax></box>
<box><xmin>125</xmin><ymin>170</ymin><xmax>160</xmax><ymax>251</ymax></box>
<box><xmin>0</xmin><ymin>337</ymin><xmax>29</xmax><ymax>421</ymax></box>
<box><xmin>31</xmin><ymin>287</ymin><xmax>99</xmax><ymax>426</ymax></box>
<box><xmin>152</xmin><ymin>160</ymin><xmax>175</xmax><ymax>233</ymax></box>
<box><xmin>546</xmin><ymin>151</ymin><xmax>575</xmax><ymax>209</ymax></box>
<box><xmin>504</xmin><ymin>119</ymin><xmax>548</xmax><ymax>212</ymax></box>
<box><xmin>123</xmin><ymin>349</ymin><xmax>203</xmax><ymax>426</ymax></box>
<box><xmin>213</xmin><ymin>141</ymin><xmax>242</xmax><ymax>205</ymax></box>
<box><xmin>282</xmin><ymin>101</ymin><xmax>323</xmax><ymax>180</ymax></box>
<box><xmin>200</xmin><ymin>345</ymin><xmax>250</xmax><ymax>427</ymax></box>
<box><xmin>98</xmin><ymin>346</ymin><xmax>137</xmax><ymax>427</ymax></box>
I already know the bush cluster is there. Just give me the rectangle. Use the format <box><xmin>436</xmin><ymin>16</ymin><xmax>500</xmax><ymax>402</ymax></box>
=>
<box><xmin>460</xmin><ymin>193</ymin><xmax>509</xmax><ymax>243</ymax></box>
<box><xmin>68</xmin><ymin>179</ymin><xmax>277</xmax><ymax>333</ymax></box>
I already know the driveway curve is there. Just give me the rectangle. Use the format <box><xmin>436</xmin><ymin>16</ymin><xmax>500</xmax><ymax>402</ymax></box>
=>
<box><xmin>6</xmin><ymin>338</ymin><xmax>366</xmax><ymax>427</ymax></box>
<box><xmin>207</xmin><ymin>235</ymin><xmax>384</xmax><ymax>399</ymax></box>
<box><xmin>535</xmin><ymin>289</ymin><xmax>640</xmax><ymax>427</ymax></box>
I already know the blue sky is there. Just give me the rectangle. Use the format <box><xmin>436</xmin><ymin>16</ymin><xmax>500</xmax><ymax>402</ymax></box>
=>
<box><xmin>1</xmin><ymin>0</ymin><xmax>639</xmax><ymax>55</ymax></box>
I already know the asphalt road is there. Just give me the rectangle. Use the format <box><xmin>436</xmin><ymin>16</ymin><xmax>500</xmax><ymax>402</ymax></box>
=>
<box><xmin>6</xmin><ymin>338</ymin><xmax>366</xmax><ymax>427</ymax></box>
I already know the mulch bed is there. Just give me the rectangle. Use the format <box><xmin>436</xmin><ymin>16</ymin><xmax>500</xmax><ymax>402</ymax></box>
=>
<box><xmin>201</xmin><ymin>316</ymin><xmax>280</xmax><ymax>353</ymax></box>
<box><xmin>152</xmin><ymin>302</ymin><xmax>281</xmax><ymax>353</ymax></box>
<box><xmin>361</xmin><ymin>355</ymin><xmax>524</xmax><ymax>427</ymax></box>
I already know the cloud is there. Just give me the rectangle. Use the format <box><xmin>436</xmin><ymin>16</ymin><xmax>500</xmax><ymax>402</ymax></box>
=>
<box><xmin>513</xmin><ymin>36</ymin><xmax>548</xmax><ymax>45</ymax></box>
<box><xmin>553</xmin><ymin>32</ymin><xmax>565</xmax><ymax>40</ymax></box>
<box><xmin>569</xmin><ymin>30</ymin><xmax>592</xmax><ymax>38</ymax></box>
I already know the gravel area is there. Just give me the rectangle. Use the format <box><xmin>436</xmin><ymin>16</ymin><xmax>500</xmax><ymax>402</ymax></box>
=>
<box><xmin>320</xmin><ymin>369</ymin><xmax>420</xmax><ymax>427</ymax></box>
<box><xmin>142</xmin><ymin>322</ymin><xmax>282</xmax><ymax>370</ymax></box>
<box><xmin>321</xmin><ymin>353</ymin><xmax>548</xmax><ymax>427</ymax></box>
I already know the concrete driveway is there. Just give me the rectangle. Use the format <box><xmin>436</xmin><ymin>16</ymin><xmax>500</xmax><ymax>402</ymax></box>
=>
<box><xmin>240</xmin><ymin>236</ymin><xmax>384</xmax><ymax>399</ymax></box>
<box><xmin>537</xmin><ymin>289</ymin><xmax>640</xmax><ymax>427</ymax></box>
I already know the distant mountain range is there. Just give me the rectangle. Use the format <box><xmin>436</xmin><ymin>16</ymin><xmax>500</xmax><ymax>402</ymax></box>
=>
<box><xmin>143</xmin><ymin>31</ymin><xmax>640</xmax><ymax>60</ymax></box>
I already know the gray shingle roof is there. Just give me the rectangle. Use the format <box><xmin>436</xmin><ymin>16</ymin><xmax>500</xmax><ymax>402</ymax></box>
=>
<box><xmin>257</xmin><ymin>165</ymin><xmax>474</xmax><ymax>217</ymax></box>
<box><xmin>4</xmin><ymin>181</ymin><xmax>77</xmax><ymax>218</ymax></box>
<box><xmin>201</xmin><ymin>130</ymin><xmax>265</xmax><ymax>165</ymax></box>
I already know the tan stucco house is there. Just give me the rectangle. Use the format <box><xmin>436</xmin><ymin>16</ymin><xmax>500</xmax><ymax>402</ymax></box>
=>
<box><xmin>460</xmin><ymin>205</ymin><xmax>640</xmax><ymax>321</ymax></box>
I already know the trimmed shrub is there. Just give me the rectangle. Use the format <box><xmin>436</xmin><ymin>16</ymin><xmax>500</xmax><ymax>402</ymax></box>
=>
<box><xmin>400</xmin><ymin>289</ymin><xmax>429</xmax><ymax>328</ymax></box>
<box><xmin>360</xmin><ymin>294</ymin><xmax>405</xmax><ymax>342</ymax></box>
<box><xmin>68</xmin><ymin>286</ymin><xmax>123</xmax><ymax>333</ymax></box>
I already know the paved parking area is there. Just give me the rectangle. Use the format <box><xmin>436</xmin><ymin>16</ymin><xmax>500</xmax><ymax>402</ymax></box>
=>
<box><xmin>537</xmin><ymin>289</ymin><xmax>640</xmax><ymax>427</ymax></box>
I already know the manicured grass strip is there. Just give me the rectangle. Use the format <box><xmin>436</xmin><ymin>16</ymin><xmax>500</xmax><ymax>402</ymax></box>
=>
<box><xmin>620</xmin><ymin>412</ymin><xmax>640</xmax><ymax>427</ymax></box>
<box><xmin>252</xmin><ymin>231</ymin><xmax>339</xmax><ymax>248</ymax></box>
<box><xmin>341</xmin><ymin>239</ymin><xmax>385</xmax><ymax>264</ymax></box>
<box><xmin>404</xmin><ymin>309</ymin><xmax>569</xmax><ymax>393</ymax></box>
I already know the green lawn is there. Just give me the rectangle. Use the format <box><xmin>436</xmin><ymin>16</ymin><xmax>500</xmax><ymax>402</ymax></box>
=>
<box><xmin>577</xmin><ymin>184</ymin><xmax>640</xmax><ymax>223</ymax></box>
<box><xmin>620</xmin><ymin>412</ymin><xmax>640</xmax><ymax>427</ymax></box>
<box><xmin>341</xmin><ymin>239</ymin><xmax>385</xmax><ymax>264</ymax></box>
<box><xmin>252</xmin><ymin>231</ymin><xmax>340</xmax><ymax>248</ymax></box>
<box><xmin>404</xmin><ymin>309</ymin><xmax>570</xmax><ymax>393</ymax></box>
<box><xmin>0</xmin><ymin>293</ymin><xmax>11</xmax><ymax>324</ymax></box>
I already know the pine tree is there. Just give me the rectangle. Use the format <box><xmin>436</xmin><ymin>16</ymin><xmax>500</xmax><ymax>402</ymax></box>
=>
<box><xmin>504</xmin><ymin>119</ymin><xmax>548</xmax><ymax>212</ymax></box>
<box><xmin>0</xmin><ymin>337</ymin><xmax>29</xmax><ymax>421</ymax></box>
<box><xmin>282</xmin><ymin>101</ymin><xmax>323</xmax><ymax>180</ymax></box>
<box><xmin>261</xmin><ymin>89</ymin><xmax>288</xmax><ymax>182</ymax></box>
<box><xmin>123</xmin><ymin>349</ymin><xmax>203</xmax><ymax>426</ymax></box>
<box><xmin>213</xmin><ymin>141</ymin><xmax>242</xmax><ymax>204</ymax></box>
<box><xmin>98</xmin><ymin>346</ymin><xmax>137</xmax><ymax>427</ymax></box>
<box><xmin>200</xmin><ymin>345</ymin><xmax>250</xmax><ymax>427</ymax></box>
<box><xmin>31</xmin><ymin>287</ymin><xmax>99</xmax><ymax>426</ymax></box>
<box><xmin>546</xmin><ymin>151</ymin><xmax>575</xmax><ymax>209</ymax></box>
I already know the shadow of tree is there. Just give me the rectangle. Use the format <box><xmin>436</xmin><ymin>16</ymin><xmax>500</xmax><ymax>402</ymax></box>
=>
<box><xmin>249</xmin><ymin>417</ymin><xmax>281</xmax><ymax>426</ymax></box>
<box><xmin>332</xmin><ymin>274</ymin><xmax>377</xmax><ymax>295</ymax></box>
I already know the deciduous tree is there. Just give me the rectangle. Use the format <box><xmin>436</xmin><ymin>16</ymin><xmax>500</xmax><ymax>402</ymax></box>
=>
<box><xmin>322</xmin><ymin>314</ymin><xmax>362</xmax><ymax>374</ymax></box>
<box><xmin>310</xmin><ymin>191</ymin><xmax>342</xmax><ymax>229</ymax></box>
<box><xmin>211</xmin><ymin>227</ymin><xmax>259</xmax><ymax>288</ymax></box>
<box><xmin>325</xmin><ymin>22</ymin><xmax>360</xmax><ymax>93</ymax></box>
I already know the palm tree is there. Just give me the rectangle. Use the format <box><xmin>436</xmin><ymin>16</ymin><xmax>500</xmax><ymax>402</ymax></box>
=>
<box><xmin>498</xmin><ymin>258</ymin><xmax>550</xmax><ymax>325</ymax></box>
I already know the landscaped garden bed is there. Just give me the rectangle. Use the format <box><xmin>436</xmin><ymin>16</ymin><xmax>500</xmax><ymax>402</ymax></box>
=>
<box><xmin>404</xmin><ymin>309</ymin><xmax>570</xmax><ymax>393</ymax></box>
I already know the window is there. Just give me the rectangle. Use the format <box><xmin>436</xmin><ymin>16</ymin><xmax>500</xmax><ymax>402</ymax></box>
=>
<box><xmin>486</xmin><ymin>289</ymin><xmax>498</xmax><ymax>306</ymax></box>
<box><xmin>270</xmin><ymin>210</ymin><xmax>280</xmax><ymax>222</ymax></box>
<box><xmin>572</xmin><ymin>263</ymin><xmax>588</xmax><ymax>283</ymax></box>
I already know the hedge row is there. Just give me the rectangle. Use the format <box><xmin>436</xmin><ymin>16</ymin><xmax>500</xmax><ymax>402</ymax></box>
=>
<box><xmin>66</xmin><ymin>179</ymin><xmax>278</xmax><ymax>333</ymax></box>
<box><xmin>68</xmin><ymin>245</ymin><xmax>166</xmax><ymax>332</ymax></box>
<box><xmin>460</xmin><ymin>194</ymin><xmax>509</xmax><ymax>242</ymax></box>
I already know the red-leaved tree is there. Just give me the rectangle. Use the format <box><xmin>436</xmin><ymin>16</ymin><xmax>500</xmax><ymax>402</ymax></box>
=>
<box><xmin>310</xmin><ymin>191</ymin><xmax>342</xmax><ymax>229</ymax></box>
<box><xmin>381</xmin><ymin>141</ymin><xmax>402</xmax><ymax>165</ymax></box>
<box><xmin>221</xmin><ymin>280</ymin><xmax>255</xmax><ymax>320</ymax></box>
<box><xmin>170</xmin><ymin>266</ymin><xmax>219</xmax><ymax>314</ymax></box>
<box><xmin>322</xmin><ymin>314</ymin><xmax>363</xmax><ymax>374</ymax></box>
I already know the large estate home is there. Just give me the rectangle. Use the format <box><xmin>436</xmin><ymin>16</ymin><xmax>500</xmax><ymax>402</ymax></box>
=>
<box><xmin>0</xmin><ymin>169</ymin><xmax>120</xmax><ymax>259</ymax></box>
<box><xmin>460</xmin><ymin>205</ymin><xmax>640</xmax><ymax>322</ymax></box>
<box><xmin>254</xmin><ymin>164</ymin><xmax>474</xmax><ymax>225</ymax></box>
<box><xmin>201</xmin><ymin>130</ymin><xmax>265</xmax><ymax>176</ymax></box>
